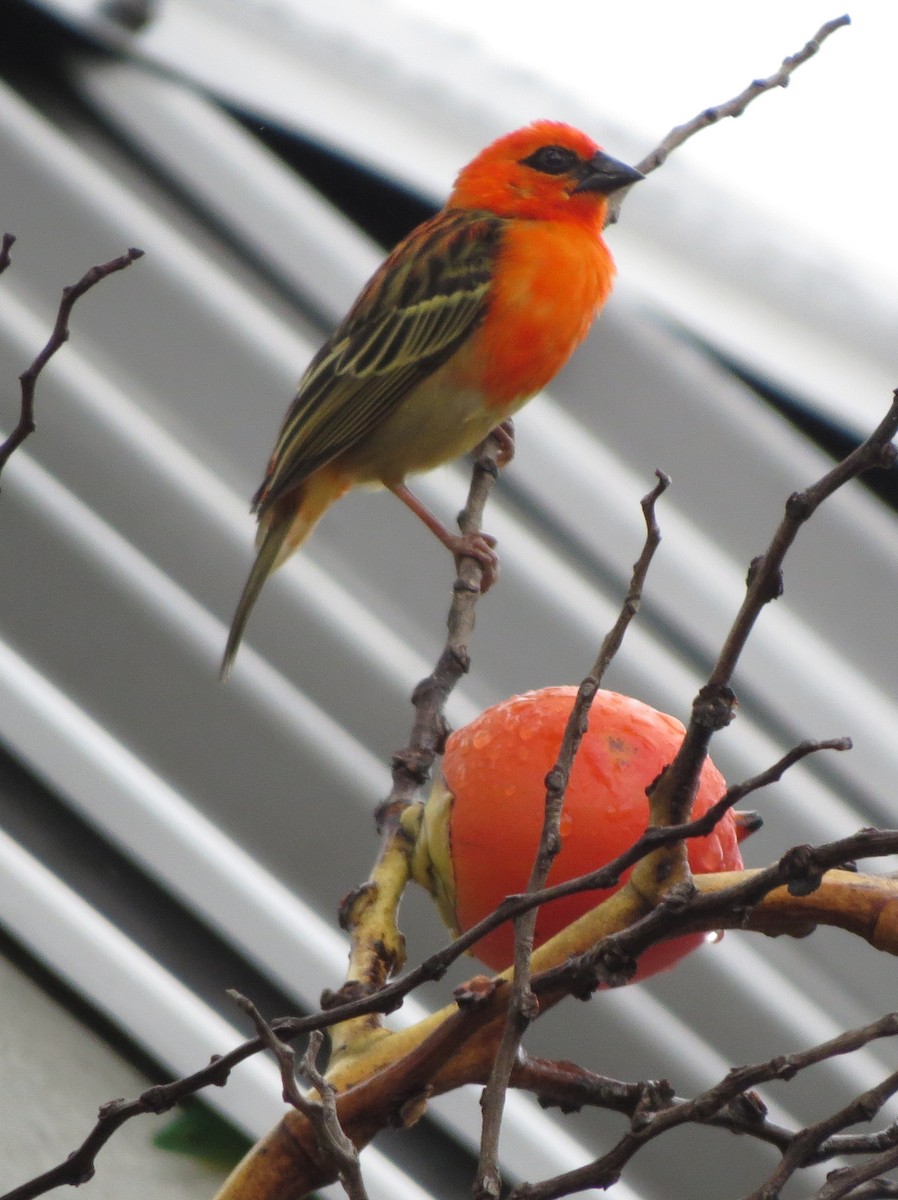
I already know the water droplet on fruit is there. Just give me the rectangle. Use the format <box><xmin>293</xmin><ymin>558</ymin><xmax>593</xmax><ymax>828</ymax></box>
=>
<box><xmin>472</xmin><ymin>729</ymin><xmax>491</xmax><ymax>750</ymax></box>
<box><xmin>559</xmin><ymin>811</ymin><xmax>573</xmax><ymax>838</ymax></box>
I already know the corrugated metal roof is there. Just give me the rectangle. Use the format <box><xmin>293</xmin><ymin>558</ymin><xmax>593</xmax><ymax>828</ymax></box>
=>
<box><xmin>2</xmin><ymin>3</ymin><xmax>897</xmax><ymax>1198</ymax></box>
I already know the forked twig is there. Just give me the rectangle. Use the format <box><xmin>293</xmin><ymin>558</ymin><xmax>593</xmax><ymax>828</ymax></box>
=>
<box><xmin>229</xmin><ymin>992</ymin><xmax>368</xmax><ymax>1200</ymax></box>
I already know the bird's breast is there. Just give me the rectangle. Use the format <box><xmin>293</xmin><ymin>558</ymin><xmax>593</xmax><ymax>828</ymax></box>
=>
<box><xmin>472</xmin><ymin>219</ymin><xmax>615</xmax><ymax>407</ymax></box>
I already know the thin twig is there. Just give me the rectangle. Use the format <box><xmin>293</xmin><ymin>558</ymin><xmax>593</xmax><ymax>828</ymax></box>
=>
<box><xmin>744</xmin><ymin>1070</ymin><xmax>898</xmax><ymax>1200</ymax></box>
<box><xmin>230</xmin><ymin>991</ymin><xmax>368</xmax><ymax>1200</ymax></box>
<box><xmin>817</xmin><ymin>1160</ymin><xmax>898</xmax><ymax>1200</ymax></box>
<box><xmin>607</xmin><ymin>14</ymin><xmax>851</xmax><ymax>224</ymax></box>
<box><xmin>297</xmin><ymin>1034</ymin><xmax>370</xmax><ymax>1200</ymax></box>
<box><xmin>385</xmin><ymin>426</ymin><xmax>507</xmax><ymax>820</ymax></box>
<box><xmin>0</xmin><ymin>247</ymin><xmax>144</xmax><ymax>482</ymax></box>
<box><xmin>512</xmin><ymin>1053</ymin><xmax>898</xmax><ymax>1162</ymax></box>
<box><xmin>0</xmin><ymin>1057</ymin><xmax>233</xmax><ymax>1200</ymax></box>
<box><xmin>474</xmin><ymin>472</ymin><xmax>669</xmax><ymax>1200</ymax></box>
<box><xmin>639</xmin><ymin>389</ymin><xmax>898</xmax><ymax>853</ymax></box>
<box><xmin>229</xmin><ymin>990</ymin><xmax>306</xmax><ymax>1110</ymax></box>
<box><xmin>507</xmin><ymin>1015</ymin><xmax>898</xmax><ymax>1200</ymax></box>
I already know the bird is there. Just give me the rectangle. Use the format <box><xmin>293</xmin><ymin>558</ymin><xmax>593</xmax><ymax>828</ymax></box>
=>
<box><xmin>221</xmin><ymin>120</ymin><xmax>642</xmax><ymax>678</ymax></box>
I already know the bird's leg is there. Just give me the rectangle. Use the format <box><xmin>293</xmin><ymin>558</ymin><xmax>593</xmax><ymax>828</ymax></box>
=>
<box><xmin>388</xmin><ymin>482</ymin><xmax>499</xmax><ymax>591</ymax></box>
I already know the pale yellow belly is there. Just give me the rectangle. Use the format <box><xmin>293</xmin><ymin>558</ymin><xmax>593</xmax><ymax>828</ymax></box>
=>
<box><xmin>337</xmin><ymin>367</ymin><xmax>518</xmax><ymax>487</ymax></box>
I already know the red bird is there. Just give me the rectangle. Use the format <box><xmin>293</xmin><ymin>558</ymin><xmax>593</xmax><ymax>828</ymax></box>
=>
<box><xmin>222</xmin><ymin>121</ymin><xmax>641</xmax><ymax>677</ymax></box>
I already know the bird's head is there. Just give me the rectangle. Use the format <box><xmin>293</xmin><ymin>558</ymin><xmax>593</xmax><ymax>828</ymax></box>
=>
<box><xmin>448</xmin><ymin>120</ymin><xmax>643</xmax><ymax>225</ymax></box>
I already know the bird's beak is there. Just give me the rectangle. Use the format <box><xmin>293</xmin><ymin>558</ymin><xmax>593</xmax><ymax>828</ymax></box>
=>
<box><xmin>572</xmin><ymin>151</ymin><xmax>644</xmax><ymax>196</ymax></box>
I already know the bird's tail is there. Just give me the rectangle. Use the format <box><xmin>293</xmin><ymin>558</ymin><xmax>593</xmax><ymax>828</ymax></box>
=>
<box><xmin>220</xmin><ymin>513</ymin><xmax>289</xmax><ymax>681</ymax></box>
<box><xmin>220</xmin><ymin>470</ymin><xmax>347</xmax><ymax>680</ymax></box>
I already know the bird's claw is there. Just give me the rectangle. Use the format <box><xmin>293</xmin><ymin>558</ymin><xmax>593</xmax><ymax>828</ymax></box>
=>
<box><xmin>450</xmin><ymin>531</ymin><xmax>499</xmax><ymax>592</ymax></box>
<box><xmin>492</xmin><ymin>419</ymin><xmax>515</xmax><ymax>469</ymax></box>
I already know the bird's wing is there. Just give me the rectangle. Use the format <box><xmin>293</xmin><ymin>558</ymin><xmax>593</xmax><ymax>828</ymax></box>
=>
<box><xmin>254</xmin><ymin>209</ymin><xmax>506</xmax><ymax>511</ymax></box>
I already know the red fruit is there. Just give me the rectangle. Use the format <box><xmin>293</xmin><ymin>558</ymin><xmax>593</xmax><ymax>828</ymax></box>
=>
<box><xmin>412</xmin><ymin>687</ymin><xmax>749</xmax><ymax>980</ymax></box>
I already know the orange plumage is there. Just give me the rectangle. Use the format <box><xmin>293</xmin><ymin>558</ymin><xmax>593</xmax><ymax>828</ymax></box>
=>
<box><xmin>221</xmin><ymin>121</ymin><xmax>641</xmax><ymax>677</ymax></box>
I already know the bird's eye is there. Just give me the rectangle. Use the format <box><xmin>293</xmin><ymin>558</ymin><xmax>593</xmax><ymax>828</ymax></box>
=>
<box><xmin>520</xmin><ymin>145</ymin><xmax>579</xmax><ymax>175</ymax></box>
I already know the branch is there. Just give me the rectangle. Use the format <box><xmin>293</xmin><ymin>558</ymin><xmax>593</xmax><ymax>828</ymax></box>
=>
<box><xmin>474</xmin><ymin>472</ymin><xmax>668</xmax><ymax>1199</ymax></box>
<box><xmin>0</xmin><ymin>246</ymin><xmax>144</xmax><ymax>483</ymax></box>
<box><xmin>606</xmin><ymin>14</ymin><xmax>851</xmax><ymax>224</ymax></box>
<box><xmin>511</xmin><ymin>1053</ymin><xmax>898</xmax><ymax>1161</ymax></box>
<box><xmin>506</xmin><ymin>1015</ymin><xmax>898</xmax><ymax>1200</ymax></box>
<box><xmin>328</xmin><ymin>428</ymin><xmax>505</xmax><ymax>1062</ymax></box>
<box><xmin>12</xmin><ymin>844</ymin><xmax>898</xmax><ymax>1200</ymax></box>
<box><xmin>538</xmin><ymin>830</ymin><xmax>898</xmax><ymax>1000</ymax></box>
<box><xmin>744</xmin><ymin>1069</ymin><xmax>898</xmax><ymax>1200</ymax></box>
<box><xmin>0</xmin><ymin>1056</ymin><xmax>233</xmax><ymax>1200</ymax></box>
<box><xmin>631</xmin><ymin>387</ymin><xmax>898</xmax><ymax>914</ymax></box>
<box><xmin>384</xmin><ymin>425</ymin><xmax>508</xmax><ymax>822</ymax></box>
<box><xmin>816</xmin><ymin>1157</ymin><xmax>898</xmax><ymax>1200</ymax></box>
<box><xmin>640</xmin><ymin>14</ymin><xmax>850</xmax><ymax>175</ymax></box>
<box><xmin>230</xmin><ymin>993</ymin><xmax>368</xmax><ymax>1200</ymax></box>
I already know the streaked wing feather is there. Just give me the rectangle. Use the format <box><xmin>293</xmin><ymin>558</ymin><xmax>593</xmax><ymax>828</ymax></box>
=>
<box><xmin>255</xmin><ymin>210</ymin><xmax>505</xmax><ymax>510</ymax></box>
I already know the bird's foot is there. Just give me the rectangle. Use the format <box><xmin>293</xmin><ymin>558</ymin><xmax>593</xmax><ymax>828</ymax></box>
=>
<box><xmin>491</xmin><ymin>419</ymin><xmax>515</xmax><ymax>468</ymax></box>
<box><xmin>448</xmin><ymin>530</ymin><xmax>499</xmax><ymax>592</ymax></box>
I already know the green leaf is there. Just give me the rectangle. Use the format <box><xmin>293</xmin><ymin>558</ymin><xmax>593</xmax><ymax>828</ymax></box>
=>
<box><xmin>154</xmin><ymin>1101</ymin><xmax>252</xmax><ymax>1169</ymax></box>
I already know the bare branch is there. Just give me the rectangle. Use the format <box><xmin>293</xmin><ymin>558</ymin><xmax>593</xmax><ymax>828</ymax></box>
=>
<box><xmin>817</xmin><ymin>1161</ymin><xmax>898</xmax><ymax>1200</ymax></box>
<box><xmin>230</xmin><ymin>992</ymin><xmax>368</xmax><ymax>1200</ymax></box>
<box><xmin>383</xmin><ymin>425</ymin><xmax>508</xmax><ymax>824</ymax></box>
<box><xmin>3</xmin><ymin>765</ymin><xmax>885</xmax><ymax>1199</ymax></box>
<box><xmin>328</xmin><ymin>428</ymin><xmax>506</xmax><ymax>1061</ymax></box>
<box><xmin>229</xmin><ymin>990</ymin><xmax>306</xmax><ymax>1110</ymax></box>
<box><xmin>637</xmin><ymin>388</ymin><xmax>898</xmax><ymax>862</ymax></box>
<box><xmin>0</xmin><ymin>1056</ymin><xmax>232</xmax><ymax>1200</ymax></box>
<box><xmin>745</xmin><ymin>1069</ymin><xmax>898</xmax><ymax>1200</ymax></box>
<box><xmin>475</xmin><ymin>471</ymin><xmax>669</xmax><ymax>1199</ymax></box>
<box><xmin>0</xmin><ymin>247</ymin><xmax>144</xmax><ymax>482</ymax></box>
<box><xmin>606</xmin><ymin>14</ymin><xmax>851</xmax><ymax>224</ymax></box>
<box><xmin>508</xmin><ymin>1015</ymin><xmax>898</xmax><ymax>1200</ymax></box>
<box><xmin>711</xmin><ymin>394</ymin><xmax>898</xmax><ymax>698</ymax></box>
<box><xmin>296</xmin><ymin>1035</ymin><xmax>370</xmax><ymax>1200</ymax></box>
<box><xmin>544</xmin><ymin>828</ymin><xmax>898</xmax><ymax>998</ymax></box>
<box><xmin>639</xmin><ymin>14</ymin><xmax>850</xmax><ymax>176</ymax></box>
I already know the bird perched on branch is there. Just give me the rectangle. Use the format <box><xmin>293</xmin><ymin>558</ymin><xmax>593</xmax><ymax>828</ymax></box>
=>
<box><xmin>221</xmin><ymin>121</ymin><xmax>642</xmax><ymax>678</ymax></box>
